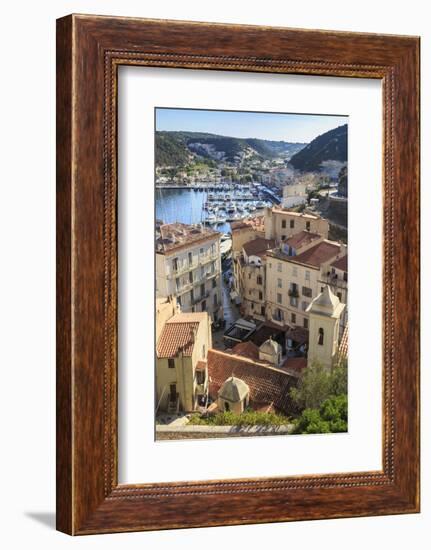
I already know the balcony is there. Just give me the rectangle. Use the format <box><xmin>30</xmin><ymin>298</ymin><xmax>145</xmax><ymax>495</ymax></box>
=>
<box><xmin>288</xmin><ymin>288</ymin><xmax>299</xmax><ymax>298</ymax></box>
<box><xmin>171</xmin><ymin>261</ymin><xmax>198</xmax><ymax>277</ymax></box>
<box><xmin>192</xmin><ymin>291</ymin><xmax>210</xmax><ymax>305</ymax></box>
<box><xmin>199</xmin><ymin>252</ymin><xmax>219</xmax><ymax>265</ymax></box>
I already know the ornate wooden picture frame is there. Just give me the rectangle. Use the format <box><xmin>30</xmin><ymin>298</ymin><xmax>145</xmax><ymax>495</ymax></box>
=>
<box><xmin>56</xmin><ymin>14</ymin><xmax>420</xmax><ymax>535</ymax></box>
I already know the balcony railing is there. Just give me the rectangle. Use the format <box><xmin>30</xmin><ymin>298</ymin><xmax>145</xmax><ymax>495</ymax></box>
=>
<box><xmin>171</xmin><ymin>261</ymin><xmax>198</xmax><ymax>277</ymax></box>
<box><xmin>191</xmin><ymin>291</ymin><xmax>210</xmax><ymax>305</ymax></box>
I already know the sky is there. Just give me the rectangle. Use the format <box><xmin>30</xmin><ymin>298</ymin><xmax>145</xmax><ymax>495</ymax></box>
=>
<box><xmin>155</xmin><ymin>108</ymin><xmax>347</xmax><ymax>143</ymax></box>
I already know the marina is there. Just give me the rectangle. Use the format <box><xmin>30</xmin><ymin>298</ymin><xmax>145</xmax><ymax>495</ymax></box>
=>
<box><xmin>155</xmin><ymin>182</ymin><xmax>280</xmax><ymax>232</ymax></box>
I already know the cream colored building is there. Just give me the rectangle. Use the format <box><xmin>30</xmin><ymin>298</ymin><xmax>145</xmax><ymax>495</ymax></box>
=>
<box><xmin>156</xmin><ymin>312</ymin><xmax>212</xmax><ymax>413</ymax></box>
<box><xmin>156</xmin><ymin>222</ymin><xmax>223</xmax><ymax>323</ymax></box>
<box><xmin>306</xmin><ymin>286</ymin><xmax>345</xmax><ymax>370</ymax></box>
<box><xmin>155</xmin><ymin>296</ymin><xmax>178</xmax><ymax>342</ymax></box>
<box><xmin>264</xmin><ymin>206</ymin><xmax>329</xmax><ymax>243</ymax></box>
<box><xmin>236</xmin><ymin>237</ymin><xmax>275</xmax><ymax>320</ymax></box>
<box><xmin>217</xmin><ymin>376</ymin><xmax>250</xmax><ymax>414</ymax></box>
<box><xmin>318</xmin><ymin>254</ymin><xmax>348</xmax><ymax>332</ymax></box>
<box><xmin>282</xmin><ymin>183</ymin><xmax>307</xmax><ymax>209</ymax></box>
<box><xmin>265</xmin><ymin>233</ymin><xmax>346</xmax><ymax>329</ymax></box>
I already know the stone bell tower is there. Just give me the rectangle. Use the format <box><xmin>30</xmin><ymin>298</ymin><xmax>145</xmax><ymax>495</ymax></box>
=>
<box><xmin>306</xmin><ymin>285</ymin><xmax>345</xmax><ymax>370</ymax></box>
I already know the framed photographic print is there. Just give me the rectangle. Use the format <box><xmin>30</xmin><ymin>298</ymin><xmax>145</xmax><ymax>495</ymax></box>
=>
<box><xmin>56</xmin><ymin>14</ymin><xmax>420</xmax><ymax>535</ymax></box>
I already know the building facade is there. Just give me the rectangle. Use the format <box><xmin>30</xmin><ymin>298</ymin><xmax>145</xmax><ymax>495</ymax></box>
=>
<box><xmin>156</xmin><ymin>222</ymin><xmax>223</xmax><ymax>322</ymax></box>
<box><xmin>156</xmin><ymin>312</ymin><xmax>212</xmax><ymax>413</ymax></box>
<box><xmin>264</xmin><ymin>206</ymin><xmax>329</xmax><ymax>243</ymax></box>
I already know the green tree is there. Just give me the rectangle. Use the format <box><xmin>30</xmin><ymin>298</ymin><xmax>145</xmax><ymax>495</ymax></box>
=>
<box><xmin>294</xmin><ymin>394</ymin><xmax>347</xmax><ymax>434</ymax></box>
<box><xmin>294</xmin><ymin>409</ymin><xmax>330</xmax><ymax>434</ymax></box>
<box><xmin>289</xmin><ymin>361</ymin><xmax>331</xmax><ymax>410</ymax></box>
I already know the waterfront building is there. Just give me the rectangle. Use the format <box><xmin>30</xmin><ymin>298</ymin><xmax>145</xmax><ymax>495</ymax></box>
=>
<box><xmin>156</xmin><ymin>222</ymin><xmax>223</xmax><ymax>322</ymax></box>
<box><xmin>156</xmin><ymin>312</ymin><xmax>212</xmax><ymax>413</ymax></box>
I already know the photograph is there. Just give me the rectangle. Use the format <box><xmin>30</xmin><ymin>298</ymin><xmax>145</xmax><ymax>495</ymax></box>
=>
<box><xmin>155</xmin><ymin>107</ymin><xmax>349</xmax><ymax>440</ymax></box>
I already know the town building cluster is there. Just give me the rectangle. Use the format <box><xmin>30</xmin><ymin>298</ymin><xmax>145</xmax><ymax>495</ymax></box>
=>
<box><xmin>155</xmin><ymin>204</ymin><xmax>348</xmax><ymax>421</ymax></box>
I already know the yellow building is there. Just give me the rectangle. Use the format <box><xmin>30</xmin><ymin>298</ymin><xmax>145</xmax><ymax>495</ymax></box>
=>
<box><xmin>156</xmin><ymin>312</ymin><xmax>212</xmax><ymax>413</ymax></box>
<box><xmin>266</xmin><ymin>233</ymin><xmax>346</xmax><ymax>329</ymax></box>
<box><xmin>155</xmin><ymin>296</ymin><xmax>178</xmax><ymax>342</ymax></box>
<box><xmin>306</xmin><ymin>285</ymin><xmax>345</xmax><ymax>370</ymax></box>
<box><xmin>264</xmin><ymin>206</ymin><xmax>329</xmax><ymax>242</ymax></box>
<box><xmin>236</xmin><ymin>237</ymin><xmax>275</xmax><ymax>320</ymax></box>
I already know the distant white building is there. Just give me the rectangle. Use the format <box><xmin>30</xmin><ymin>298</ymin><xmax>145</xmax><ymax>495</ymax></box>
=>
<box><xmin>282</xmin><ymin>183</ymin><xmax>307</xmax><ymax>208</ymax></box>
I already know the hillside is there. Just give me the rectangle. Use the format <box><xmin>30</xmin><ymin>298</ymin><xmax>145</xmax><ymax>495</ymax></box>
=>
<box><xmin>155</xmin><ymin>131</ymin><xmax>305</xmax><ymax>167</ymax></box>
<box><xmin>289</xmin><ymin>124</ymin><xmax>347</xmax><ymax>172</ymax></box>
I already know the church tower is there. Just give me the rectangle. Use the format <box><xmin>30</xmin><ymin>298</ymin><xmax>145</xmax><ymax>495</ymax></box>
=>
<box><xmin>306</xmin><ymin>285</ymin><xmax>345</xmax><ymax>370</ymax></box>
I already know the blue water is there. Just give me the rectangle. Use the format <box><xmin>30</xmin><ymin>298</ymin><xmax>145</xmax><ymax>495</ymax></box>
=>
<box><xmin>155</xmin><ymin>188</ymin><xmax>231</xmax><ymax>234</ymax></box>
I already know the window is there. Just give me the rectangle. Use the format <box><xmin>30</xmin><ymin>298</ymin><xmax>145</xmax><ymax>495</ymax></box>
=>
<box><xmin>188</xmin><ymin>252</ymin><xmax>193</xmax><ymax>265</ymax></box>
<box><xmin>251</xmin><ymin>303</ymin><xmax>254</xmax><ymax>310</ymax></box>
<box><xmin>200</xmin><ymin>283</ymin><xmax>205</xmax><ymax>297</ymax></box>
<box><xmin>321</xmin><ymin>287</ymin><xmax>324</xmax><ymax>293</ymax></box>
<box><xmin>168</xmin><ymin>358</ymin><xmax>175</xmax><ymax>369</ymax></box>
<box><xmin>261</xmin><ymin>306</ymin><xmax>266</xmax><ymax>316</ymax></box>
<box><xmin>275</xmin><ymin>308</ymin><xmax>284</xmax><ymax>321</ymax></box>
<box><xmin>291</xmin><ymin>313</ymin><xmax>296</xmax><ymax>324</ymax></box>
<box><xmin>337</xmin><ymin>292</ymin><xmax>342</xmax><ymax>301</ymax></box>
<box><xmin>277</xmin><ymin>263</ymin><xmax>282</xmax><ymax>272</ymax></box>
<box><xmin>277</xmin><ymin>278</ymin><xmax>282</xmax><ymax>288</ymax></box>
<box><xmin>281</xmin><ymin>235</ymin><xmax>286</xmax><ymax>241</ymax></box>
<box><xmin>269</xmin><ymin>262</ymin><xmax>272</xmax><ymax>269</ymax></box>
<box><xmin>290</xmin><ymin>297</ymin><xmax>298</xmax><ymax>307</ymax></box>
<box><xmin>176</xmin><ymin>277</ymin><xmax>181</xmax><ymax>290</ymax></box>
<box><xmin>259</xmin><ymin>291</ymin><xmax>263</xmax><ymax>300</ymax></box>
<box><xmin>305</xmin><ymin>270</ymin><xmax>310</xmax><ymax>281</ymax></box>
<box><xmin>318</xmin><ymin>327</ymin><xmax>324</xmax><ymax>345</ymax></box>
<box><xmin>257</xmin><ymin>275</ymin><xmax>263</xmax><ymax>285</ymax></box>
<box><xmin>213</xmin><ymin>294</ymin><xmax>218</xmax><ymax>306</ymax></box>
<box><xmin>196</xmin><ymin>370</ymin><xmax>205</xmax><ymax>385</ymax></box>
<box><xmin>189</xmin><ymin>271</ymin><xmax>193</xmax><ymax>283</ymax></box>
<box><xmin>224</xmin><ymin>401</ymin><xmax>230</xmax><ymax>411</ymax></box>
<box><xmin>173</xmin><ymin>257</ymin><xmax>179</xmax><ymax>271</ymax></box>
<box><xmin>277</xmin><ymin>293</ymin><xmax>282</xmax><ymax>304</ymax></box>
<box><xmin>306</xmin><ymin>221</ymin><xmax>311</xmax><ymax>231</ymax></box>
<box><xmin>290</xmin><ymin>219</ymin><xmax>294</xmax><ymax>229</ymax></box>
<box><xmin>190</xmin><ymin>289</ymin><xmax>194</xmax><ymax>302</ymax></box>
<box><xmin>302</xmin><ymin>286</ymin><xmax>312</xmax><ymax>298</ymax></box>
<box><xmin>282</xmin><ymin>220</ymin><xmax>286</xmax><ymax>228</ymax></box>
<box><xmin>177</xmin><ymin>295</ymin><xmax>182</xmax><ymax>307</ymax></box>
<box><xmin>200</xmin><ymin>247</ymin><xmax>204</xmax><ymax>255</ymax></box>
<box><xmin>212</xmin><ymin>278</ymin><xmax>217</xmax><ymax>288</ymax></box>
<box><xmin>292</xmin><ymin>266</ymin><xmax>298</xmax><ymax>277</ymax></box>
<box><xmin>201</xmin><ymin>300</ymin><xmax>206</xmax><ymax>311</ymax></box>
<box><xmin>343</xmin><ymin>272</ymin><xmax>348</xmax><ymax>282</ymax></box>
<box><xmin>249</xmin><ymin>290</ymin><xmax>252</xmax><ymax>296</ymax></box>
<box><xmin>303</xmin><ymin>318</ymin><xmax>309</xmax><ymax>329</ymax></box>
<box><xmin>248</xmin><ymin>273</ymin><xmax>252</xmax><ymax>279</ymax></box>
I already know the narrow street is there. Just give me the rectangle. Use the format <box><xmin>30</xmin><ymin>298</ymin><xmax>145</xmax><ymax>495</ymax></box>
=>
<box><xmin>212</xmin><ymin>268</ymin><xmax>240</xmax><ymax>349</ymax></box>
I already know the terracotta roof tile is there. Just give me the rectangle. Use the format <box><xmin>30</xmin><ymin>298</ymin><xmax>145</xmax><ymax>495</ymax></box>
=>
<box><xmin>286</xmin><ymin>230</ymin><xmax>321</xmax><ymax>250</ymax></box>
<box><xmin>289</xmin><ymin>241</ymin><xmax>340</xmax><ymax>268</ymax></box>
<box><xmin>231</xmin><ymin>341</ymin><xmax>260</xmax><ymax>361</ymax></box>
<box><xmin>157</xmin><ymin>313</ymin><xmax>207</xmax><ymax>358</ymax></box>
<box><xmin>207</xmin><ymin>349</ymin><xmax>296</xmax><ymax>414</ymax></box>
<box><xmin>331</xmin><ymin>254</ymin><xmax>348</xmax><ymax>272</ymax></box>
<box><xmin>243</xmin><ymin>237</ymin><xmax>275</xmax><ymax>257</ymax></box>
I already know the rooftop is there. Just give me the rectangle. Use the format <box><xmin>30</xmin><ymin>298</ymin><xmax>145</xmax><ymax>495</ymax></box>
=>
<box><xmin>231</xmin><ymin>215</ymin><xmax>265</xmax><ymax>233</ymax></box>
<box><xmin>242</xmin><ymin>237</ymin><xmax>275</xmax><ymax>257</ymax></box>
<box><xmin>207</xmin><ymin>349</ymin><xmax>296</xmax><ymax>414</ymax></box>
<box><xmin>156</xmin><ymin>222</ymin><xmax>219</xmax><ymax>254</ymax></box>
<box><xmin>331</xmin><ymin>254</ymin><xmax>348</xmax><ymax>272</ymax></box>
<box><xmin>156</xmin><ymin>312</ymin><xmax>207</xmax><ymax>358</ymax></box>
<box><xmin>270</xmin><ymin>207</ymin><xmax>321</xmax><ymax>220</ymax></box>
<box><xmin>268</xmin><ymin>240</ymin><xmax>341</xmax><ymax>268</ymax></box>
<box><xmin>286</xmin><ymin>230</ymin><xmax>322</xmax><ymax>250</ymax></box>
